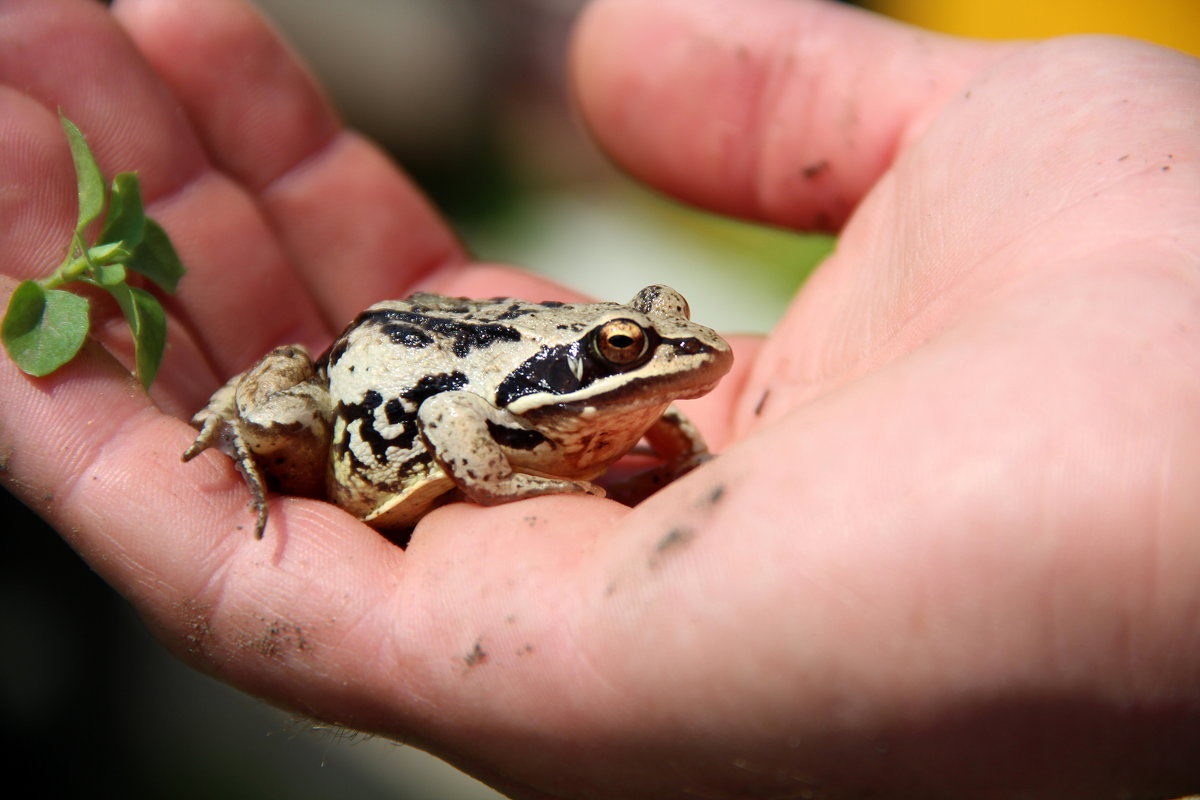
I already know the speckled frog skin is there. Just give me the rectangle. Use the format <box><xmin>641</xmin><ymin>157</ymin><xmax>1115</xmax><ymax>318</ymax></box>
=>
<box><xmin>183</xmin><ymin>285</ymin><xmax>733</xmax><ymax>537</ymax></box>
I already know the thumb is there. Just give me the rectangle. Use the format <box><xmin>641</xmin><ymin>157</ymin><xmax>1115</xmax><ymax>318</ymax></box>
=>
<box><xmin>570</xmin><ymin>0</ymin><xmax>1012</xmax><ymax>231</ymax></box>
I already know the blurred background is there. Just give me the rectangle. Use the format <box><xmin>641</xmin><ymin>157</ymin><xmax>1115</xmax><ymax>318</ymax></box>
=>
<box><xmin>4</xmin><ymin>0</ymin><xmax>1198</xmax><ymax>797</ymax></box>
<box><xmin>237</xmin><ymin>0</ymin><xmax>834</xmax><ymax>335</ymax></box>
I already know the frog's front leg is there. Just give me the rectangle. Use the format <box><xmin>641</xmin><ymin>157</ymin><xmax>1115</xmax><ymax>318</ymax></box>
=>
<box><xmin>606</xmin><ymin>405</ymin><xmax>714</xmax><ymax>506</ymax></box>
<box><xmin>182</xmin><ymin>345</ymin><xmax>330</xmax><ymax>537</ymax></box>
<box><xmin>183</xmin><ymin>373</ymin><xmax>274</xmax><ymax>537</ymax></box>
<box><xmin>643</xmin><ymin>404</ymin><xmax>712</xmax><ymax>474</ymax></box>
<box><xmin>417</xmin><ymin>391</ymin><xmax>606</xmax><ymax>506</ymax></box>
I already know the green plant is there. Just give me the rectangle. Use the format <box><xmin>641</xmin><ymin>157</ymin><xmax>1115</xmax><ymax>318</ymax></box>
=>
<box><xmin>2</xmin><ymin>114</ymin><xmax>185</xmax><ymax>389</ymax></box>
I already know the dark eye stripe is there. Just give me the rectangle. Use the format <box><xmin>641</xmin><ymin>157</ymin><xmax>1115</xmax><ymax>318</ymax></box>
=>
<box><xmin>490</xmin><ymin>333</ymin><xmax>716</xmax><ymax>408</ymax></box>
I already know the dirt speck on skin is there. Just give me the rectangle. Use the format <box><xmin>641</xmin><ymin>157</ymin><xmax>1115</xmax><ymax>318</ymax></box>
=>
<box><xmin>705</xmin><ymin>484</ymin><xmax>726</xmax><ymax>507</ymax></box>
<box><xmin>754</xmin><ymin>389</ymin><xmax>770</xmax><ymax>416</ymax></box>
<box><xmin>464</xmin><ymin>639</ymin><xmax>487</xmax><ymax>668</ymax></box>
<box><xmin>656</xmin><ymin>526</ymin><xmax>694</xmax><ymax>553</ymax></box>
<box><xmin>178</xmin><ymin>599</ymin><xmax>214</xmax><ymax>657</ymax></box>
<box><xmin>249</xmin><ymin>619</ymin><xmax>309</xmax><ymax>659</ymax></box>
<box><xmin>649</xmin><ymin>526</ymin><xmax>695</xmax><ymax>569</ymax></box>
<box><xmin>801</xmin><ymin>159</ymin><xmax>830</xmax><ymax>180</ymax></box>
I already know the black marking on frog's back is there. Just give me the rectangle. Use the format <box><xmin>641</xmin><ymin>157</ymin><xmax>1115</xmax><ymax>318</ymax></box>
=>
<box><xmin>486</xmin><ymin>420</ymin><xmax>549</xmax><ymax>451</ymax></box>
<box><xmin>380</xmin><ymin>323</ymin><xmax>434</xmax><ymax>348</ymax></box>
<box><xmin>336</xmin><ymin>371</ymin><xmax>469</xmax><ymax>465</ymax></box>
<box><xmin>496</xmin><ymin>302</ymin><xmax>543</xmax><ymax>321</ymax></box>
<box><xmin>403</xmin><ymin>371</ymin><xmax>470</xmax><ymax>404</ymax></box>
<box><xmin>354</xmin><ymin>308</ymin><xmax>523</xmax><ymax>358</ymax></box>
<box><xmin>340</xmin><ymin>389</ymin><xmax>390</xmax><ymax>460</ymax></box>
<box><xmin>384</xmin><ymin>397</ymin><xmax>405</xmax><ymax>425</ymax></box>
<box><xmin>323</xmin><ymin>338</ymin><xmax>350</xmax><ymax>369</ymax></box>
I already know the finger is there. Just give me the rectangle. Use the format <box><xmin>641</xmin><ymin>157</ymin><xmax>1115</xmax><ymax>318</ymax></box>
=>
<box><xmin>114</xmin><ymin>0</ymin><xmax>469</xmax><ymax>327</ymax></box>
<box><xmin>571</xmin><ymin>0</ymin><xmax>1012</xmax><ymax>231</ymax></box>
<box><xmin>0</xmin><ymin>0</ymin><xmax>205</xmax><ymax>207</ymax></box>
<box><xmin>0</xmin><ymin>91</ymin><xmax>77</xmax><ymax>282</ymax></box>
<box><xmin>0</xmin><ymin>0</ymin><xmax>329</xmax><ymax>377</ymax></box>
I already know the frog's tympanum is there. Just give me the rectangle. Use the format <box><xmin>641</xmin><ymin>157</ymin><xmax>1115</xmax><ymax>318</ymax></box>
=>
<box><xmin>183</xmin><ymin>285</ymin><xmax>733</xmax><ymax>537</ymax></box>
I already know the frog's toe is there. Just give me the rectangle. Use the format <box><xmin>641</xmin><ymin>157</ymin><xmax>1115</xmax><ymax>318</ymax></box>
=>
<box><xmin>181</xmin><ymin>416</ymin><xmax>223</xmax><ymax>462</ymax></box>
<box><xmin>577</xmin><ymin>481</ymin><xmax>607</xmax><ymax>498</ymax></box>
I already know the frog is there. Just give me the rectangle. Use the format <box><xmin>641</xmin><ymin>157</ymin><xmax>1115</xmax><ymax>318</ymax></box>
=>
<box><xmin>182</xmin><ymin>284</ymin><xmax>733</xmax><ymax>538</ymax></box>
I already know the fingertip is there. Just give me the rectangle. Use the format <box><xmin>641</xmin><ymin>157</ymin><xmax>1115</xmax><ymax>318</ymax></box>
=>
<box><xmin>572</xmin><ymin>0</ymin><xmax>1008</xmax><ymax>231</ymax></box>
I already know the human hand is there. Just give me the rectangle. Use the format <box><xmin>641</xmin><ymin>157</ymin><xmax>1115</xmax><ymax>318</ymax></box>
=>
<box><xmin>574</xmin><ymin>1</ymin><xmax>1200</xmax><ymax>795</ymax></box>
<box><xmin>3</xmin><ymin>0</ymin><xmax>1199</xmax><ymax>798</ymax></box>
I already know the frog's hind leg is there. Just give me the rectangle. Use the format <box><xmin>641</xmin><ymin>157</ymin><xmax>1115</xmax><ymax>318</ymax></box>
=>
<box><xmin>359</xmin><ymin>471</ymin><xmax>457</xmax><ymax>530</ymax></box>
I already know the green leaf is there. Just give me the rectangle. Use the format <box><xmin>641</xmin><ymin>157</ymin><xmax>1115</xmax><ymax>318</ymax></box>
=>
<box><xmin>93</xmin><ymin>262</ymin><xmax>128</xmax><ymax>287</ymax></box>
<box><xmin>59</xmin><ymin>114</ymin><xmax>105</xmax><ymax>235</ymax></box>
<box><xmin>99</xmin><ymin>172</ymin><xmax>145</xmax><ymax>250</ymax></box>
<box><xmin>88</xmin><ymin>241</ymin><xmax>130</xmax><ymax>264</ymax></box>
<box><xmin>2</xmin><ymin>280</ymin><xmax>90</xmax><ymax>377</ymax></box>
<box><xmin>125</xmin><ymin>219</ymin><xmax>185</xmax><ymax>294</ymax></box>
<box><xmin>3</xmin><ymin>118</ymin><xmax>185</xmax><ymax>391</ymax></box>
<box><xmin>106</xmin><ymin>283</ymin><xmax>167</xmax><ymax>390</ymax></box>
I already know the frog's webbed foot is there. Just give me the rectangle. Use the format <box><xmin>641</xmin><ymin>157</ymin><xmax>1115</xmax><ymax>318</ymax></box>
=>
<box><xmin>604</xmin><ymin>452</ymin><xmax>712</xmax><ymax>507</ymax></box>
<box><xmin>182</xmin><ymin>376</ymin><xmax>272</xmax><ymax>539</ymax></box>
<box><xmin>220</xmin><ymin>430</ymin><xmax>271</xmax><ymax>540</ymax></box>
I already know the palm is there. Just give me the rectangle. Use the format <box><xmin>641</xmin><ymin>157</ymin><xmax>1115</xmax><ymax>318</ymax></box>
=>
<box><xmin>2</xmin><ymin>1</ymin><xmax>1198</xmax><ymax>799</ymax></box>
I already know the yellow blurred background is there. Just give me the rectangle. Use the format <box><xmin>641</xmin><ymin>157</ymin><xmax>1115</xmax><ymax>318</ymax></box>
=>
<box><xmin>868</xmin><ymin>0</ymin><xmax>1200</xmax><ymax>55</ymax></box>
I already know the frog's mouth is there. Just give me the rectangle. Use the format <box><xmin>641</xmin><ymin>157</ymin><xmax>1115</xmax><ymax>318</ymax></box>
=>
<box><xmin>501</xmin><ymin>336</ymin><xmax>733</xmax><ymax>416</ymax></box>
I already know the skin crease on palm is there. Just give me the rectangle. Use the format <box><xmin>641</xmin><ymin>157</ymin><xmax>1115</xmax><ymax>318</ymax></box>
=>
<box><xmin>1</xmin><ymin>0</ymin><xmax>1198</xmax><ymax>797</ymax></box>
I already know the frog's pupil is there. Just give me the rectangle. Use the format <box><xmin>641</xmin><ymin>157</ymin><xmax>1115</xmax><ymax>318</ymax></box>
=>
<box><xmin>596</xmin><ymin>320</ymin><xmax>649</xmax><ymax>367</ymax></box>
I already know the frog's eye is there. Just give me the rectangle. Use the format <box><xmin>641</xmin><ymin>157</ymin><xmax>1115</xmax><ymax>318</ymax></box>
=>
<box><xmin>593</xmin><ymin>318</ymin><xmax>650</xmax><ymax>367</ymax></box>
